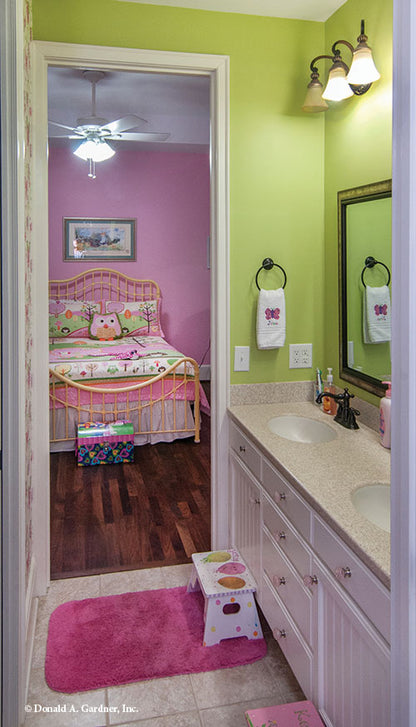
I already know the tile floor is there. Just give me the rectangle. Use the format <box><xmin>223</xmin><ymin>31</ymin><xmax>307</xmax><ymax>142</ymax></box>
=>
<box><xmin>25</xmin><ymin>564</ymin><xmax>304</xmax><ymax>727</ymax></box>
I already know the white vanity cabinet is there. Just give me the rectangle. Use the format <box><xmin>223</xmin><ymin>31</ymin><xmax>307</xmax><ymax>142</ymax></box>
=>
<box><xmin>310</xmin><ymin>559</ymin><xmax>390</xmax><ymax>727</ymax></box>
<box><xmin>228</xmin><ymin>419</ymin><xmax>391</xmax><ymax>727</ymax></box>
<box><xmin>261</xmin><ymin>493</ymin><xmax>314</xmax><ymax>697</ymax></box>
<box><xmin>308</xmin><ymin>516</ymin><xmax>391</xmax><ymax>727</ymax></box>
<box><xmin>229</xmin><ymin>423</ymin><xmax>262</xmax><ymax>584</ymax></box>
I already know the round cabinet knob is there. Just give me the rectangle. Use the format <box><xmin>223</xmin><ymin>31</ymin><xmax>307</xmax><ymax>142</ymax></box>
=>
<box><xmin>249</xmin><ymin>495</ymin><xmax>260</xmax><ymax>505</ymax></box>
<box><xmin>239</xmin><ymin>445</ymin><xmax>246</xmax><ymax>453</ymax></box>
<box><xmin>303</xmin><ymin>574</ymin><xmax>318</xmax><ymax>587</ymax></box>
<box><xmin>335</xmin><ymin>566</ymin><xmax>352</xmax><ymax>580</ymax></box>
<box><xmin>273</xmin><ymin>628</ymin><xmax>287</xmax><ymax>640</ymax></box>
<box><xmin>278</xmin><ymin>531</ymin><xmax>286</xmax><ymax>540</ymax></box>
<box><xmin>279</xmin><ymin>492</ymin><xmax>286</xmax><ymax>501</ymax></box>
<box><xmin>273</xmin><ymin>575</ymin><xmax>286</xmax><ymax>587</ymax></box>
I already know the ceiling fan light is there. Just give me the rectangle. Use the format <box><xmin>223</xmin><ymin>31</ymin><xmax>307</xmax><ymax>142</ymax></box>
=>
<box><xmin>322</xmin><ymin>64</ymin><xmax>354</xmax><ymax>101</ymax></box>
<box><xmin>73</xmin><ymin>139</ymin><xmax>97</xmax><ymax>161</ymax></box>
<box><xmin>346</xmin><ymin>44</ymin><xmax>380</xmax><ymax>85</ymax></box>
<box><xmin>91</xmin><ymin>141</ymin><xmax>115</xmax><ymax>162</ymax></box>
<box><xmin>73</xmin><ymin>139</ymin><xmax>115</xmax><ymax>162</ymax></box>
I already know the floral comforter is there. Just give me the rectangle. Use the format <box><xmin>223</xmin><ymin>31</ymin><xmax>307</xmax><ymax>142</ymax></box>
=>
<box><xmin>49</xmin><ymin>335</ymin><xmax>195</xmax><ymax>382</ymax></box>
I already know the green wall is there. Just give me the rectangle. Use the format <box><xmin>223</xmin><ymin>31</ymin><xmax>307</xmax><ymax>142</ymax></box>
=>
<box><xmin>324</xmin><ymin>0</ymin><xmax>393</xmax><ymax>404</ymax></box>
<box><xmin>33</xmin><ymin>1</ymin><xmax>326</xmax><ymax>384</ymax></box>
<box><xmin>33</xmin><ymin>0</ymin><xmax>392</xmax><ymax>397</ymax></box>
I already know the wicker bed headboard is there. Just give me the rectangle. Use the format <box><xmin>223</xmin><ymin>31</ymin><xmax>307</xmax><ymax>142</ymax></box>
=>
<box><xmin>49</xmin><ymin>268</ymin><xmax>160</xmax><ymax>302</ymax></box>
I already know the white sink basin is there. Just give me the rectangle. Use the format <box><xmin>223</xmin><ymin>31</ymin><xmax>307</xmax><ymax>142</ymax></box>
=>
<box><xmin>267</xmin><ymin>415</ymin><xmax>337</xmax><ymax>444</ymax></box>
<box><xmin>351</xmin><ymin>483</ymin><xmax>390</xmax><ymax>533</ymax></box>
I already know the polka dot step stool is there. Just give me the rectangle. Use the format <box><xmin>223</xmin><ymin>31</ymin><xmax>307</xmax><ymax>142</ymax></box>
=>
<box><xmin>187</xmin><ymin>548</ymin><xmax>263</xmax><ymax>647</ymax></box>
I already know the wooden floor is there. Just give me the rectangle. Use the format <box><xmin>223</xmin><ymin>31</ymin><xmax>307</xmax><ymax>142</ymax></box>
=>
<box><xmin>50</xmin><ymin>410</ymin><xmax>211</xmax><ymax>580</ymax></box>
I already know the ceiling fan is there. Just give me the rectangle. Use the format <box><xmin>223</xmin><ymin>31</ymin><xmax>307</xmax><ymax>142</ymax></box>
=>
<box><xmin>48</xmin><ymin>69</ymin><xmax>170</xmax><ymax>149</ymax></box>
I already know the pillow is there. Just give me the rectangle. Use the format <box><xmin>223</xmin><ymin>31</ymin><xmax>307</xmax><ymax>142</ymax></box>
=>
<box><xmin>105</xmin><ymin>299</ymin><xmax>164</xmax><ymax>337</ymax></box>
<box><xmin>89</xmin><ymin>312</ymin><xmax>123</xmax><ymax>340</ymax></box>
<box><xmin>49</xmin><ymin>299</ymin><xmax>103</xmax><ymax>337</ymax></box>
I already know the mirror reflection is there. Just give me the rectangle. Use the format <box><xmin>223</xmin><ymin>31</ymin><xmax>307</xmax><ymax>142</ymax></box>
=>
<box><xmin>338</xmin><ymin>179</ymin><xmax>392</xmax><ymax>397</ymax></box>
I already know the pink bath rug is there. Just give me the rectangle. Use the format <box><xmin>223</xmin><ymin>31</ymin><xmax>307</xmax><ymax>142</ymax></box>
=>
<box><xmin>45</xmin><ymin>586</ymin><xmax>267</xmax><ymax>693</ymax></box>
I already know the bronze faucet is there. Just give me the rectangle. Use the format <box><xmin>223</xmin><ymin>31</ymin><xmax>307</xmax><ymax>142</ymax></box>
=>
<box><xmin>316</xmin><ymin>387</ymin><xmax>360</xmax><ymax>430</ymax></box>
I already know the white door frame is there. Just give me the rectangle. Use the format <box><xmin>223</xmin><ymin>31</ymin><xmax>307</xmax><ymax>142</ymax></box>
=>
<box><xmin>391</xmin><ymin>1</ymin><xmax>416</xmax><ymax>723</ymax></box>
<box><xmin>1</xmin><ymin>1</ymin><xmax>27</xmax><ymax>724</ymax></box>
<box><xmin>31</xmin><ymin>41</ymin><xmax>230</xmax><ymax>595</ymax></box>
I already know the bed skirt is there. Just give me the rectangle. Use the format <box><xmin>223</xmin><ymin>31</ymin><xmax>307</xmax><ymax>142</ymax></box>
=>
<box><xmin>50</xmin><ymin>399</ymin><xmax>197</xmax><ymax>452</ymax></box>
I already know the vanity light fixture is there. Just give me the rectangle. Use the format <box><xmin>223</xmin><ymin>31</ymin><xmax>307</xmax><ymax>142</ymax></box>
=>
<box><xmin>73</xmin><ymin>137</ymin><xmax>115</xmax><ymax>179</ymax></box>
<box><xmin>302</xmin><ymin>59</ymin><xmax>330</xmax><ymax>113</ymax></box>
<box><xmin>302</xmin><ymin>20</ymin><xmax>380</xmax><ymax>113</ymax></box>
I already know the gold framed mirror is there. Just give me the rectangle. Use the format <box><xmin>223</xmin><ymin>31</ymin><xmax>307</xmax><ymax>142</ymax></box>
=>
<box><xmin>338</xmin><ymin>179</ymin><xmax>392</xmax><ymax>397</ymax></box>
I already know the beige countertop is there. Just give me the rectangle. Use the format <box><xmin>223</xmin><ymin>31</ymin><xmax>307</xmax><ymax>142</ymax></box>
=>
<box><xmin>228</xmin><ymin>401</ymin><xmax>391</xmax><ymax>589</ymax></box>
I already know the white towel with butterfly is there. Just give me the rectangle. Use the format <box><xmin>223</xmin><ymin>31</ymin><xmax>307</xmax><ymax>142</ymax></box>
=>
<box><xmin>256</xmin><ymin>287</ymin><xmax>286</xmax><ymax>349</ymax></box>
<box><xmin>363</xmin><ymin>284</ymin><xmax>391</xmax><ymax>344</ymax></box>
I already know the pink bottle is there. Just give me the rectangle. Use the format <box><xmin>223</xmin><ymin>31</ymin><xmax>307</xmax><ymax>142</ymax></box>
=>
<box><xmin>379</xmin><ymin>381</ymin><xmax>391</xmax><ymax>449</ymax></box>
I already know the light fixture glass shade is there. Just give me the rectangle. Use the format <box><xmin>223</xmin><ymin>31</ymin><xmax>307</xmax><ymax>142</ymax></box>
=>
<box><xmin>322</xmin><ymin>64</ymin><xmax>354</xmax><ymax>101</ymax></box>
<box><xmin>302</xmin><ymin>81</ymin><xmax>329</xmax><ymax>113</ymax></box>
<box><xmin>73</xmin><ymin>139</ymin><xmax>115</xmax><ymax>162</ymax></box>
<box><xmin>73</xmin><ymin>139</ymin><xmax>96</xmax><ymax>161</ymax></box>
<box><xmin>346</xmin><ymin>44</ymin><xmax>380</xmax><ymax>85</ymax></box>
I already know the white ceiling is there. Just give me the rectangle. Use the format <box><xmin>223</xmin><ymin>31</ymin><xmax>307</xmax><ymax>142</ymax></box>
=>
<box><xmin>48</xmin><ymin>67</ymin><xmax>211</xmax><ymax>153</ymax></box>
<box><xmin>48</xmin><ymin>0</ymin><xmax>347</xmax><ymax>154</ymax></box>
<box><xmin>116</xmin><ymin>0</ymin><xmax>347</xmax><ymax>22</ymax></box>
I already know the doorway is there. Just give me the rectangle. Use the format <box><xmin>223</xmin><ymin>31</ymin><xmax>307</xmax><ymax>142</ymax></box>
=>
<box><xmin>46</xmin><ymin>65</ymin><xmax>213</xmax><ymax>578</ymax></box>
<box><xmin>31</xmin><ymin>41</ymin><xmax>230</xmax><ymax>596</ymax></box>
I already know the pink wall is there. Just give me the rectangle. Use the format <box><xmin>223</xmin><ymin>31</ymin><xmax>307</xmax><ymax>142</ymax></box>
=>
<box><xmin>48</xmin><ymin>146</ymin><xmax>211</xmax><ymax>365</ymax></box>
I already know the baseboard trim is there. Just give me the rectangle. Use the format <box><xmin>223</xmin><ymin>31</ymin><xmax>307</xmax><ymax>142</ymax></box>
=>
<box><xmin>25</xmin><ymin>556</ymin><xmax>38</xmax><ymax>701</ymax></box>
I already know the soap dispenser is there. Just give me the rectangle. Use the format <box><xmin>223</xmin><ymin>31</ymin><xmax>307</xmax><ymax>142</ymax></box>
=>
<box><xmin>379</xmin><ymin>381</ymin><xmax>391</xmax><ymax>449</ymax></box>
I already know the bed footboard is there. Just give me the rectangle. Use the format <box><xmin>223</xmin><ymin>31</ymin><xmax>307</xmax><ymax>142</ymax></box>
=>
<box><xmin>49</xmin><ymin>357</ymin><xmax>201</xmax><ymax>446</ymax></box>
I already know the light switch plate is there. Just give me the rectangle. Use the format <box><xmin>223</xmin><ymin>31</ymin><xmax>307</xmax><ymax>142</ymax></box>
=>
<box><xmin>289</xmin><ymin>343</ymin><xmax>313</xmax><ymax>368</ymax></box>
<box><xmin>234</xmin><ymin>346</ymin><xmax>250</xmax><ymax>371</ymax></box>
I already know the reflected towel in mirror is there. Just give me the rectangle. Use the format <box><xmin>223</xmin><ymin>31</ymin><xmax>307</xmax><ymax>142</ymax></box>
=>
<box><xmin>363</xmin><ymin>285</ymin><xmax>391</xmax><ymax>343</ymax></box>
<box><xmin>256</xmin><ymin>288</ymin><xmax>286</xmax><ymax>349</ymax></box>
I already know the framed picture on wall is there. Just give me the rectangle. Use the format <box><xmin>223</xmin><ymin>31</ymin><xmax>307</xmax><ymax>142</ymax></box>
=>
<box><xmin>63</xmin><ymin>217</ymin><xmax>136</xmax><ymax>261</ymax></box>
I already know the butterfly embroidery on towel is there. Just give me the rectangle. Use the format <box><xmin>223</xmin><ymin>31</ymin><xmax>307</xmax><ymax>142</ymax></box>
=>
<box><xmin>374</xmin><ymin>304</ymin><xmax>388</xmax><ymax>316</ymax></box>
<box><xmin>264</xmin><ymin>307</ymin><xmax>280</xmax><ymax>321</ymax></box>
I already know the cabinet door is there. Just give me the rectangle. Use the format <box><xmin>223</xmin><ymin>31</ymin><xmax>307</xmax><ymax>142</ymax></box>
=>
<box><xmin>313</xmin><ymin>560</ymin><xmax>390</xmax><ymax>727</ymax></box>
<box><xmin>230</xmin><ymin>450</ymin><xmax>261</xmax><ymax>585</ymax></box>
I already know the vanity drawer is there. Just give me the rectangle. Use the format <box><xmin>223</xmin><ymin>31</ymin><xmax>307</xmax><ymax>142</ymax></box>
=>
<box><xmin>313</xmin><ymin>516</ymin><xmax>390</xmax><ymax>643</ymax></box>
<box><xmin>263</xmin><ymin>459</ymin><xmax>311</xmax><ymax>538</ymax></box>
<box><xmin>262</xmin><ymin>527</ymin><xmax>311</xmax><ymax>646</ymax></box>
<box><xmin>263</xmin><ymin>496</ymin><xmax>311</xmax><ymax>578</ymax></box>
<box><xmin>229</xmin><ymin>422</ymin><xmax>262</xmax><ymax>480</ymax></box>
<box><xmin>260</xmin><ymin>572</ymin><xmax>313</xmax><ymax>699</ymax></box>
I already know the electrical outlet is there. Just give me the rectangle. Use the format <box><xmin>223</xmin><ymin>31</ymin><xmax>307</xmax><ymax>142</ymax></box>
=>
<box><xmin>234</xmin><ymin>346</ymin><xmax>250</xmax><ymax>371</ymax></box>
<box><xmin>289</xmin><ymin>343</ymin><xmax>313</xmax><ymax>369</ymax></box>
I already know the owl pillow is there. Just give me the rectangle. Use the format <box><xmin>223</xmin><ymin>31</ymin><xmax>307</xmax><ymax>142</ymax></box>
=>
<box><xmin>49</xmin><ymin>299</ymin><xmax>103</xmax><ymax>338</ymax></box>
<box><xmin>105</xmin><ymin>299</ymin><xmax>164</xmax><ymax>337</ymax></box>
<box><xmin>89</xmin><ymin>313</ymin><xmax>123</xmax><ymax>340</ymax></box>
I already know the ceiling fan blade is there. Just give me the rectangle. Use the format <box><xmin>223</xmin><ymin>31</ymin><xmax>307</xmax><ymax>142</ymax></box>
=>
<box><xmin>48</xmin><ymin>120</ymin><xmax>77</xmax><ymax>132</ymax></box>
<box><xmin>49</xmin><ymin>133</ymin><xmax>87</xmax><ymax>140</ymax></box>
<box><xmin>105</xmin><ymin>114</ymin><xmax>148</xmax><ymax>134</ymax></box>
<box><xmin>109</xmin><ymin>132</ymin><xmax>170</xmax><ymax>142</ymax></box>
<box><xmin>48</xmin><ymin>132</ymin><xmax>85</xmax><ymax>140</ymax></box>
